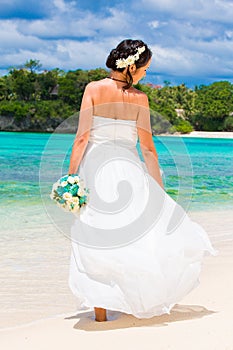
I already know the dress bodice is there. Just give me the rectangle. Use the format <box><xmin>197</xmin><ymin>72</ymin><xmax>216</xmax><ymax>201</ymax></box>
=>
<box><xmin>88</xmin><ymin>116</ymin><xmax>138</xmax><ymax>147</ymax></box>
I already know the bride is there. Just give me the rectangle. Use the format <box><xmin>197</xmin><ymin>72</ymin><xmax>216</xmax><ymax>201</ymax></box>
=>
<box><xmin>67</xmin><ymin>39</ymin><xmax>217</xmax><ymax>322</ymax></box>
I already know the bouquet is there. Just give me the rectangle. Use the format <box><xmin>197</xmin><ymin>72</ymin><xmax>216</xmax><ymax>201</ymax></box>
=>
<box><xmin>50</xmin><ymin>174</ymin><xmax>89</xmax><ymax>214</ymax></box>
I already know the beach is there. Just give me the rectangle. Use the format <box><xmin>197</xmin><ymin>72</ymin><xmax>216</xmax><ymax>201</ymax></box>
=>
<box><xmin>180</xmin><ymin>131</ymin><xmax>233</xmax><ymax>139</ymax></box>
<box><xmin>0</xmin><ymin>131</ymin><xmax>232</xmax><ymax>349</ymax></box>
<box><xmin>0</xmin><ymin>209</ymin><xmax>232</xmax><ymax>350</ymax></box>
<box><xmin>159</xmin><ymin>131</ymin><xmax>233</xmax><ymax>139</ymax></box>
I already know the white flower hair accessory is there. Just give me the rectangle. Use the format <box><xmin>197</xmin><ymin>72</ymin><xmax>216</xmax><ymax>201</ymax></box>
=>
<box><xmin>115</xmin><ymin>46</ymin><xmax>146</xmax><ymax>69</ymax></box>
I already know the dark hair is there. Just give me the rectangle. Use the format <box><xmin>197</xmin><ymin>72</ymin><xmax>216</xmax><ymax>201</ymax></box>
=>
<box><xmin>106</xmin><ymin>39</ymin><xmax>152</xmax><ymax>90</ymax></box>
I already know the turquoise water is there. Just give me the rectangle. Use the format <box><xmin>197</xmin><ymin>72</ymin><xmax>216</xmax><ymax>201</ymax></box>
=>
<box><xmin>152</xmin><ymin>135</ymin><xmax>233</xmax><ymax>211</ymax></box>
<box><xmin>0</xmin><ymin>132</ymin><xmax>233</xmax><ymax>215</ymax></box>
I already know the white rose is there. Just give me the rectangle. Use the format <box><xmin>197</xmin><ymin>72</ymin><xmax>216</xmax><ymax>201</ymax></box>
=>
<box><xmin>52</xmin><ymin>182</ymin><xmax>59</xmax><ymax>191</ymax></box>
<box><xmin>72</xmin><ymin>197</ymin><xmax>80</xmax><ymax>204</ymax></box>
<box><xmin>116</xmin><ymin>59</ymin><xmax>127</xmax><ymax>69</ymax></box>
<box><xmin>125</xmin><ymin>55</ymin><xmax>135</xmax><ymax>66</ymax></box>
<box><xmin>63</xmin><ymin>192</ymin><xmax>72</xmax><ymax>201</ymax></box>
<box><xmin>67</xmin><ymin>176</ymin><xmax>75</xmax><ymax>184</ymax></box>
<box><xmin>78</xmin><ymin>188</ymin><xmax>85</xmax><ymax>197</ymax></box>
<box><xmin>61</xmin><ymin>181</ymin><xmax>68</xmax><ymax>187</ymax></box>
<box><xmin>73</xmin><ymin>176</ymin><xmax>80</xmax><ymax>183</ymax></box>
<box><xmin>137</xmin><ymin>46</ymin><xmax>145</xmax><ymax>55</ymax></box>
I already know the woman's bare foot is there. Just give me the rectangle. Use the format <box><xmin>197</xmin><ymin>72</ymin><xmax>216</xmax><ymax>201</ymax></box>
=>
<box><xmin>94</xmin><ymin>307</ymin><xmax>107</xmax><ymax>322</ymax></box>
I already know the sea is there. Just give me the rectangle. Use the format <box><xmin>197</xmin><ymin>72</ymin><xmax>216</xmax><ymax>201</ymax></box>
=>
<box><xmin>1</xmin><ymin>131</ymin><xmax>232</xmax><ymax>215</ymax></box>
<box><xmin>0</xmin><ymin>131</ymin><xmax>232</xmax><ymax>329</ymax></box>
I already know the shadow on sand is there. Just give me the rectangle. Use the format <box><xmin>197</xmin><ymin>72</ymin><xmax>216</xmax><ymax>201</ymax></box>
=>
<box><xmin>65</xmin><ymin>304</ymin><xmax>217</xmax><ymax>331</ymax></box>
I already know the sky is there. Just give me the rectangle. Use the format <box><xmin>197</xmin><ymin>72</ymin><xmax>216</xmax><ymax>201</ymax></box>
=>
<box><xmin>0</xmin><ymin>0</ymin><xmax>233</xmax><ymax>87</ymax></box>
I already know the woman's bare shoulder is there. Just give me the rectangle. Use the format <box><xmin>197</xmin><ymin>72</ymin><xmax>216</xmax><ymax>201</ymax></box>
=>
<box><xmin>131</xmin><ymin>87</ymin><xmax>149</xmax><ymax>106</ymax></box>
<box><xmin>85</xmin><ymin>78</ymin><xmax>109</xmax><ymax>90</ymax></box>
<box><xmin>84</xmin><ymin>79</ymin><xmax>111</xmax><ymax>98</ymax></box>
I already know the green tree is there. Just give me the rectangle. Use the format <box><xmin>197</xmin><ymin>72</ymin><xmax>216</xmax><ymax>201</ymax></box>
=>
<box><xmin>193</xmin><ymin>81</ymin><xmax>233</xmax><ymax>131</ymax></box>
<box><xmin>9</xmin><ymin>68</ymin><xmax>35</xmax><ymax>101</ymax></box>
<box><xmin>223</xmin><ymin>115</ymin><xmax>233</xmax><ymax>131</ymax></box>
<box><xmin>24</xmin><ymin>59</ymin><xmax>42</xmax><ymax>73</ymax></box>
<box><xmin>88</xmin><ymin>68</ymin><xmax>108</xmax><ymax>81</ymax></box>
<box><xmin>0</xmin><ymin>77</ymin><xmax>7</xmax><ymax>100</ymax></box>
<box><xmin>36</xmin><ymin>70</ymin><xmax>58</xmax><ymax>100</ymax></box>
<box><xmin>173</xmin><ymin>119</ymin><xmax>193</xmax><ymax>133</ymax></box>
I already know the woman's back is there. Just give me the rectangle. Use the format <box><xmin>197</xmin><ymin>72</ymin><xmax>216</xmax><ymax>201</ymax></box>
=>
<box><xmin>87</xmin><ymin>77</ymin><xmax>147</xmax><ymax>122</ymax></box>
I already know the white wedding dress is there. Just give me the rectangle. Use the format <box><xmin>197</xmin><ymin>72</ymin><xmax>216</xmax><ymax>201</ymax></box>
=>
<box><xmin>68</xmin><ymin>115</ymin><xmax>217</xmax><ymax>318</ymax></box>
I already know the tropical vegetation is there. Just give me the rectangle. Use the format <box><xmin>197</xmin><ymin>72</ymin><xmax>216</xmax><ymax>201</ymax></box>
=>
<box><xmin>0</xmin><ymin>59</ymin><xmax>233</xmax><ymax>133</ymax></box>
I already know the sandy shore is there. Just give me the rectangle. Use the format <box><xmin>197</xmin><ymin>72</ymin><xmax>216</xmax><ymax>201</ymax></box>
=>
<box><xmin>0</xmin><ymin>210</ymin><xmax>232</xmax><ymax>350</ymax></box>
<box><xmin>159</xmin><ymin>131</ymin><xmax>233</xmax><ymax>138</ymax></box>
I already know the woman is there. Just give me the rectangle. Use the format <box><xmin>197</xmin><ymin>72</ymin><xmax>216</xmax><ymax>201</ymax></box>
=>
<box><xmin>68</xmin><ymin>39</ymin><xmax>217</xmax><ymax>322</ymax></box>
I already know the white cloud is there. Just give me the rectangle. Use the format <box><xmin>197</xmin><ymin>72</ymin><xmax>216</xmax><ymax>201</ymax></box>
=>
<box><xmin>225</xmin><ymin>30</ymin><xmax>233</xmax><ymax>39</ymax></box>
<box><xmin>150</xmin><ymin>38</ymin><xmax>233</xmax><ymax>78</ymax></box>
<box><xmin>15</xmin><ymin>5</ymin><xmax>132</xmax><ymax>40</ymax></box>
<box><xmin>0</xmin><ymin>0</ymin><xmax>232</xmax><ymax>85</ymax></box>
<box><xmin>53</xmin><ymin>0</ymin><xmax>68</xmax><ymax>12</ymax></box>
<box><xmin>140</xmin><ymin>0</ymin><xmax>233</xmax><ymax>23</ymax></box>
<box><xmin>0</xmin><ymin>21</ymin><xmax>45</xmax><ymax>51</ymax></box>
<box><xmin>148</xmin><ymin>20</ymin><xmax>160</xmax><ymax>29</ymax></box>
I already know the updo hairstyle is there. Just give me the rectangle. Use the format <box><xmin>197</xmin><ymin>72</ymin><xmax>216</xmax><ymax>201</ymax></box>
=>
<box><xmin>106</xmin><ymin>39</ymin><xmax>152</xmax><ymax>90</ymax></box>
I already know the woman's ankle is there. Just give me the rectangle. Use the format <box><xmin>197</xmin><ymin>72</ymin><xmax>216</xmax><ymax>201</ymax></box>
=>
<box><xmin>94</xmin><ymin>307</ymin><xmax>107</xmax><ymax>322</ymax></box>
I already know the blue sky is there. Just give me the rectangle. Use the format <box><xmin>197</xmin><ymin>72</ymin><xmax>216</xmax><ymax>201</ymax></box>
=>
<box><xmin>0</xmin><ymin>0</ymin><xmax>233</xmax><ymax>87</ymax></box>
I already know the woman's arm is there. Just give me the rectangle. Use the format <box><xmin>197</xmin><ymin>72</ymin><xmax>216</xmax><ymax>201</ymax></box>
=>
<box><xmin>68</xmin><ymin>83</ymin><xmax>94</xmax><ymax>175</ymax></box>
<box><xmin>136</xmin><ymin>93</ymin><xmax>164</xmax><ymax>190</ymax></box>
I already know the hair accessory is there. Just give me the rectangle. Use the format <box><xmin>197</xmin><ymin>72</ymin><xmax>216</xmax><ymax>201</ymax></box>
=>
<box><xmin>115</xmin><ymin>46</ymin><xmax>146</xmax><ymax>69</ymax></box>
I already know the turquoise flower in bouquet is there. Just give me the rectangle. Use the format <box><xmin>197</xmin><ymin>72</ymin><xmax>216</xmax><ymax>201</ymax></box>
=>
<box><xmin>50</xmin><ymin>174</ymin><xmax>90</xmax><ymax>215</ymax></box>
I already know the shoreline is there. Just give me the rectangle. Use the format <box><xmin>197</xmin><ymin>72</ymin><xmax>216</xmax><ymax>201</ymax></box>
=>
<box><xmin>156</xmin><ymin>131</ymin><xmax>233</xmax><ymax>139</ymax></box>
<box><xmin>1</xmin><ymin>129</ymin><xmax>233</xmax><ymax>139</ymax></box>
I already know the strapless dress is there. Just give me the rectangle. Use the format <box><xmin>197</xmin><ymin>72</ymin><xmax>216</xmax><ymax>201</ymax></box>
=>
<box><xmin>68</xmin><ymin>115</ymin><xmax>217</xmax><ymax>318</ymax></box>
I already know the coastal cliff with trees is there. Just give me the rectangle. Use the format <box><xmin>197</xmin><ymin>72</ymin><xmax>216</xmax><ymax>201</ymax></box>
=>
<box><xmin>0</xmin><ymin>59</ymin><xmax>233</xmax><ymax>134</ymax></box>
